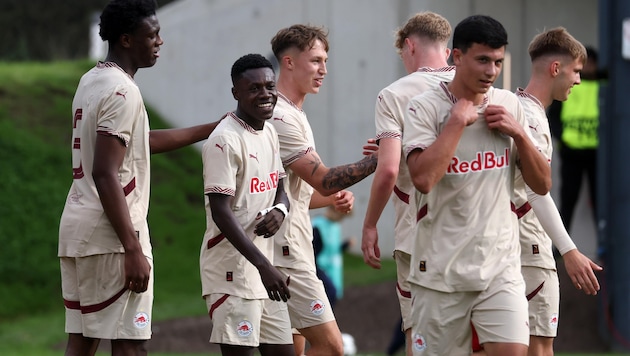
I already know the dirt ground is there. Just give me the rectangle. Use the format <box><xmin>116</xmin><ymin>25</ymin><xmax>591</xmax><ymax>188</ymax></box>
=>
<box><xmin>123</xmin><ymin>262</ymin><xmax>609</xmax><ymax>355</ymax></box>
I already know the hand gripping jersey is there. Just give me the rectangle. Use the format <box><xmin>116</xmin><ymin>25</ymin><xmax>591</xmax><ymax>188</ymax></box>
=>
<box><xmin>403</xmin><ymin>83</ymin><xmax>528</xmax><ymax>292</ymax></box>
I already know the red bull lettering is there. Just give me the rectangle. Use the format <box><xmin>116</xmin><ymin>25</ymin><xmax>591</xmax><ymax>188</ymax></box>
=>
<box><xmin>249</xmin><ymin>171</ymin><xmax>279</xmax><ymax>194</ymax></box>
<box><xmin>447</xmin><ymin>148</ymin><xmax>510</xmax><ymax>174</ymax></box>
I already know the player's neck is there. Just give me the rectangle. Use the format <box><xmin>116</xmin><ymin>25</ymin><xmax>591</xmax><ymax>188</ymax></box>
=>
<box><xmin>447</xmin><ymin>81</ymin><xmax>487</xmax><ymax>106</ymax></box>
<box><xmin>523</xmin><ymin>79</ymin><xmax>552</xmax><ymax>108</ymax></box>
<box><xmin>277</xmin><ymin>79</ymin><xmax>306</xmax><ymax>109</ymax></box>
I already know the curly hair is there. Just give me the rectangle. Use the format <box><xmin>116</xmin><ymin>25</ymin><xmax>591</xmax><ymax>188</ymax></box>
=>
<box><xmin>99</xmin><ymin>0</ymin><xmax>158</xmax><ymax>43</ymax></box>
<box><xmin>231</xmin><ymin>54</ymin><xmax>274</xmax><ymax>85</ymax></box>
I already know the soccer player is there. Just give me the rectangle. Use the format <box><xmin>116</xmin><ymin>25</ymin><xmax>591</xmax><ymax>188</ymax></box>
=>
<box><xmin>200</xmin><ymin>53</ymin><xmax>294</xmax><ymax>356</ymax></box>
<box><xmin>270</xmin><ymin>24</ymin><xmax>378</xmax><ymax>356</ymax></box>
<box><xmin>360</xmin><ymin>12</ymin><xmax>454</xmax><ymax>356</ymax></box>
<box><xmin>515</xmin><ymin>27</ymin><xmax>602</xmax><ymax>356</ymax></box>
<box><xmin>58</xmin><ymin>1</ymin><xmax>221</xmax><ymax>355</ymax></box>
<box><xmin>402</xmin><ymin>15</ymin><xmax>551</xmax><ymax>356</ymax></box>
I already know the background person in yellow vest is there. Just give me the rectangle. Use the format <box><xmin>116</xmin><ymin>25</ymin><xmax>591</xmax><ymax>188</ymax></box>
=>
<box><xmin>548</xmin><ymin>46</ymin><xmax>603</xmax><ymax>253</ymax></box>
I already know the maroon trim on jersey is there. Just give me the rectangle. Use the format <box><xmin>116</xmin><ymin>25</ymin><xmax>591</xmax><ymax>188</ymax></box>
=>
<box><xmin>416</xmin><ymin>204</ymin><xmax>428</xmax><ymax>222</ymax></box>
<box><xmin>526</xmin><ymin>281</ymin><xmax>545</xmax><ymax>301</ymax></box>
<box><xmin>122</xmin><ymin>177</ymin><xmax>136</xmax><ymax>196</ymax></box>
<box><xmin>64</xmin><ymin>299</ymin><xmax>81</xmax><ymax>310</ymax></box>
<box><xmin>284</xmin><ymin>147</ymin><xmax>314</xmax><ymax>167</ymax></box>
<box><xmin>228</xmin><ymin>112</ymin><xmax>257</xmax><ymax>134</ymax></box>
<box><xmin>393</xmin><ymin>185</ymin><xmax>409</xmax><ymax>204</ymax></box>
<box><xmin>439</xmin><ymin>82</ymin><xmax>489</xmax><ymax>109</ymax></box>
<box><xmin>205</xmin><ymin>187</ymin><xmax>236</xmax><ymax>196</ymax></box>
<box><xmin>209</xmin><ymin>294</ymin><xmax>230</xmax><ymax>319</ymax></box>
<box><xmin>417</xmin><ymin>65</ymin><xmax>456</xmax><ymax>73</ymax></box>
<box><xmin>515</xmin><ymin>88</ymin><xmax>544</xmax><ymax>110</ymax></box>
<box><xmin>81</xmin><ymin>287</ymin><xmax>128</xmax><ymax>314</ymax></box>
<box><xmin>396</xmin><ymin>282</ymin><xmax>412</xmax><ymax>298</ymax></box>
<box><xmin>207</xmin><ymin>233</ymin><xmax>225</xmax><ymax>249</ymax></box>
<box><xmin>277</xmin><ymin>92</ymin><xmax>304</xmax><ymax>113</ymax></box>
<box><xmin>375</xmin><ymin>132</ymin><xmax>401</xmax><ymax>141</ymax></box>
<box><xmin>73</xmin><ymin>163</ymin><xmax>85</xmax><ymax>179</ymax></box>
<box><xmin>511</xmin><ymin>202</ymin><xmax>532</xmax><ymax>219</ymax></box>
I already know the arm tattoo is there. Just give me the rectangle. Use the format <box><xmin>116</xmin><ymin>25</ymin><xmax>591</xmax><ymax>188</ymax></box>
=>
<box><xmin>321</xmin><ymin>155</ymin><xmax>377</xmax><ymax>190</ymax></box>
<box><xmin>308</xmin><ymin>156</ymin><xmax>322</xmax><ymax>176</ymax></box>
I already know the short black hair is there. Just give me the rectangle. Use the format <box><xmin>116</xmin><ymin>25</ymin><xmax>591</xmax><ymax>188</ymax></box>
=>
<box><xmin>99</xmin><ymin>0</ymin><xmax>158</xmax><ymax>43</ymax></box>
<box><xmin>453</xmin><ymin>15</ymin><xmax>508</xmax><ymax>52</ymax></box>
<box><xmin>585</xmin><ymin>46</ymin><xmax>598</xmax><ymax>63</ymax></box>
<box><xmin>231</xmin><ymin>54</ymin><xmax>274</xmax><ymax>85</ymax></box>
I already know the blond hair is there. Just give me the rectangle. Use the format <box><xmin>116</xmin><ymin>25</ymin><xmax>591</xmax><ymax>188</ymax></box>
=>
<box><xmin>394</xmin><ymin>12</ymin><xmax>451</xmax><ymax>53</ymax></box>
<box><xmin>528</xmin><ymin>27</ymin><xmax>587</xmax><ymax>63</ymax></box>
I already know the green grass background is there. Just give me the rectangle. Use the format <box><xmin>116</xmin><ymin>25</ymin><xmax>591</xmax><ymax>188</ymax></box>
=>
<box><xmin>0</xmin><ymin>60</ymin><xmax>624</xmax><ymax>356</ymax></box>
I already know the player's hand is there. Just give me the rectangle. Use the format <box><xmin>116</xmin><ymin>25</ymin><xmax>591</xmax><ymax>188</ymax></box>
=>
<box><xmin>259</xmin><ymin>264</ymin><xmax>291</xmax><ymax>302</ymax></box>
<box><xmin>450</xmin><ymin>98</ymin><xmax>478</xmax><ymax>126</ymax></box>
<box><xmin>484</xmin><ymin>104</ymin><xmax>523</xmax><ymax>137</ymax></box>
<box><xmin>562</xmin><ymin>249</ymin><xmax>603</xmax><ymax>295</ymax></box>
<box><xmin>363</xmin><ymin>138</ymin><xmax>379</xmax><ymax>156</ymax></box>
<box><xmin>361</xmin><ymin>225</ymin><xmax>381</xmax><ymax>269</ymax></box>
<box><xmin>124</xmin><ymin>248</ymin><xmax>151</xmax><ymax>293</ymax></box>
<box><xmin>254</xmin><ymin>208</ymin><xmax>285</xmax><ymax>238</ymax></box>
<box><xmin>332</xmin><ymin>190</ymin><xmax>354</xmax><ymax>214</ymax></box>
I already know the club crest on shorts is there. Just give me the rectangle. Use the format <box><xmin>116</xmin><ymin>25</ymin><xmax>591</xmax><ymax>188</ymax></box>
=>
<box><xmin>237</xmin><ymin>320</ymin><xmax>254</xmax><ymax>337</ymax></box>
<box><xmin>310</xmin><ymin>299</ymin><xmax>326</xmax><ymax>315</ymax></box>
<box><xmin>412</xmin><ymin>333</ymin><xmax>427</xmax><ymax>352</ymax></box>
<box><xmin>133</xmin><ymin>312</ymin><xmax>150</xmax><ymax>329</ymax></box>
<box><xmin>550</xmin><ymin>313</ymin><xmax>559</xmax><ymax>329</ymax></box>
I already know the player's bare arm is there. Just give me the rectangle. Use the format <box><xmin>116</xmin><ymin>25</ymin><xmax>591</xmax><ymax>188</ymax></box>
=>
<box><xmin>254</xmin><ymin>179</ymin><xmax>290</xmax><ymax>238</ymax></box>
<box><xmin>407</xmin><ymin>99</ymin><xmax>474</xmax><ymax>194</ymax></box>
<box><xmin>149</xmin><ymin>120</ymin><xmax>222</xmax><ymax>154</ymax></box>
<box><xmin>208</xmin><ymin>193</ymin><xmax>290</xmax><ymax>302</ymax></box>
<box><xmin>289</xmin><ymin>149</ymin><xmax>377</xmax><ymax>197</ymax></box>
<box><xmin>485</xmin><ymin>104</ymin><xmax>551</xmax><ymax>194</ymax></box>
<box><xmin>362</xmin><ymin>137</ymin><xmax>400</xmax><ymax>269</ymax></box>
<box><xmin>93</xmin><ymin>134</ymin><xmax>150</xmax><ymax>294</ymax></box>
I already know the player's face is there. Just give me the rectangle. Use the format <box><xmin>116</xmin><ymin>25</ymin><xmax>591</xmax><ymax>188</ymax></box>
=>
<box><xmin>129</xmin><ymin>15</ymin><xmax>163</xmax><ymax>69</ymax></box>
<box><xmin>453</xmin><ymin>43</ymin><xmax>504</xmax><ymax>94</ymax></box>
<box><xmin>292</xmin><ymin>39</ymin><xmax>328</xmax><ymax>95</ymax></box>
<box><xmin>233</xmin><ymin>67</ymin><xmax>277</xmax><ymax>129</ymax></box>
<box><xmin>552</xmin><ymin>57</ymin><xmax>582</xmax><ymax>102</ymax></box>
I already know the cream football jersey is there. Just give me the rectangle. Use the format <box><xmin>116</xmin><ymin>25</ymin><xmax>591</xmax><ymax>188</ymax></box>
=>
<box><xmin>403</xmin><ymin>83</ymin><xmax>526</xmax><ymax>292</ymax></box>
<box><xmin>514</xmin><ymin>89</ymin><xmax>555</xmax><ymax>269</ymax></box>
<box><xmin>375</xmin><ymin>67</ymin><xmax>455</xmax><ymax>254</ymax></box>
<box><xmin>200</xmin><ymin>112</ymin><xmax>285</xmax><ymax>299</ymax></box>
<box><xmin>58</xmin><ymin>62</ymin><xmax>151</xmax><ymax>258</ymax></box>
<box><xmin>269</xmin><ymin>93</ymin><xmax>317</xmax><ymax>272</ymax></box>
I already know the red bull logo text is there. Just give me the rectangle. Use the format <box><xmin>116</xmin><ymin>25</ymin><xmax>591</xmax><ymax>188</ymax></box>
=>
<box><xmin>447</xmin><ymin>148</ymin><xmax>510</xmax><ymax>174</ymax></box>
<box><xmin>249</xmin><ymin>171</ymin><xmax>279</xmax><ymax>194</ymax></box>
<box><xmin>310</xmin><ymin>299</ymin><xmax>325</xmax><ymax>316</ymax></box>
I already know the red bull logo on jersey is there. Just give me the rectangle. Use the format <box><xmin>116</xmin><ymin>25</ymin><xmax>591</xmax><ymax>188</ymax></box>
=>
<box><xmin>550</xmin><ymin>313</ymin><xmax>559</xmax><ymax>329</ymax></box>
<box><xmin>236</xmin><ymin>320</ymin><xmax>254</xmax><ymax>337</ymax></box>
<box><xmin>447</xmin><ymin>148</ymin><xmax>510</xmax><ymax>174</ymax></box>
<box><xmin>133</xmin><ymin>312</ymin><xmax>150</xmax><ymax>329</ymax></box>
<box><xmin>310</xmin><ymin>299</ymin><xmax>326</xmax><ymax>316</ymax></box>
<box><xmin>412</xmin><ymin>333</ymin><xmax>427</xmax><ymax>352</ymax></box>
<box><xmin>249</xmin><ymin>171</ymin><xmax>279</xmax><ymax>194</ymax></box>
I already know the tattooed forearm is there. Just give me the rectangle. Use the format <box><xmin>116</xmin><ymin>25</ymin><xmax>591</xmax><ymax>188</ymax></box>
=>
<box><xmin>321</xmin><ymin>155</ymin><xmax>377</xmax><ymax>191</ymax></box>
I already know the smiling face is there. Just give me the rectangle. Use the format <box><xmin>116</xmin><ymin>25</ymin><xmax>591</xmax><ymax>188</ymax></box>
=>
<box><xmin>551</xmin><ymin>57</ymin><xmax>583</xmax><ymax>102</ymax></box>
<box><xmin>452</xmin><ymin>42</ymin><xmax>505</xmax><ymax>95</ymax></box>
<box><xmin>291</xmin><ymin>39</ymin><xmax>328</xmax><ymax>95</ymax></box>
<box><xmin>128</xmin><ymin>15</ymin><xmax>163</xmax><ymax>69</ymax></box>
<box><xmin>233</xmin><ymin>67</ymin><xmax>277</xmax><ymax>129</ymax></box>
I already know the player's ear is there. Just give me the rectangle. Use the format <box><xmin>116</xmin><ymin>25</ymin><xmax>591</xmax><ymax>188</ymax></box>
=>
<box><xmin>550</xmin><ymin>60</ymin><xmax>560</xmax><ymax>77</ymax></box>
<box><xmin>451</xmin><ymin>48</ymin><xmax>462</xmax><ymax>65</ymax></box>
<box><xmin>232</xmin><ymin>87</ymin><xmax>239</xmax><ymax>100</ymax></box>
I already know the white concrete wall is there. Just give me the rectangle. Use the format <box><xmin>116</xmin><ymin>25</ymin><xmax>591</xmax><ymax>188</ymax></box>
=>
<box><xmin>135</xmin><ymin>0</ymin><xmax>598</xmax><ymax>256</ymax></box>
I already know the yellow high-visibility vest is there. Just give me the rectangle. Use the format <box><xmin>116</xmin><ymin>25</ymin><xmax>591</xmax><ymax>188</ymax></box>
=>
<box><xmin>560</xmin><ymin>80</ymin><xmax>599</xmax><ymax>149</ymax></box>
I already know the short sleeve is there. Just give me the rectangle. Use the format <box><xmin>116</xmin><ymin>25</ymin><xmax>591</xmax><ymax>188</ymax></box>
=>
<box><xmin>202</xmin><ymin>133</ymin><xmax>239</xmax><ymax>196</ymax></box>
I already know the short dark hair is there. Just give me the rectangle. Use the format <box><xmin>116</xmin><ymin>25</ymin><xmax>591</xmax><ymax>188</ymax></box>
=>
<box><xmin>231</xmin><ymin>54</ymin><xmax>274</xmax><ymax>85</ymax></box>
<box><xmin>585</xmin><ymin>46</ymin><xmax>598</xmax><ymax>63</ymax></box>
<box><xmin>99</xmin><ymin>0</ymin><xmax>158</xmax><ymax>43</ymax></box>
<box><xmin>452</xmin><ymin>15</ymin><xmax>508</xmax><ymax>52</ymax></box>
